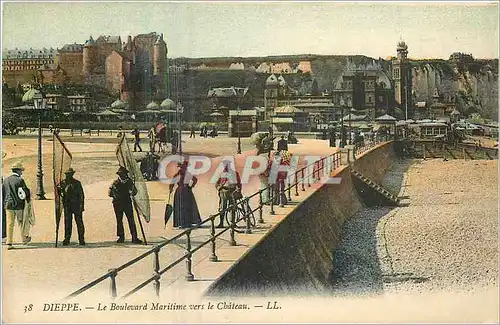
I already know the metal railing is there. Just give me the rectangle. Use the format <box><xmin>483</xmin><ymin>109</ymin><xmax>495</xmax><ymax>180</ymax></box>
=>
<box><xmin>64</xmin><ymin>149</ymin><xmax>359</xmax><ymax>300</ymax></box>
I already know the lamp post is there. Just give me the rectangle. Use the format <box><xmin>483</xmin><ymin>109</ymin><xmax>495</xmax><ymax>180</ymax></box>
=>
<box><xmin>348</xmin><ymin>108</ymin><xmax>355</xmax><ymax>145</ymax></box>
<box><xmin>33</xmin><ymin>91</ymin><xmax>47</xmax><ymax>200</ymax></box>
<box><xmin>177</xmin><ymin>102</ymin><xmax>183</xmax><ymax>155</ymax></box>
<box><xmin>236</xmin><ymin>105</ymin><xmax>242</xmax><ymax>154</ymax></box>
<box><xmin>340</xmin><ymin>96</ymin><xmax>345</xmax><ymax>148</ymax></box>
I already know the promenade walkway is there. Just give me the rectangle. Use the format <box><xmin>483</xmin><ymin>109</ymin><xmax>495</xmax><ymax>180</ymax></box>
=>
<box><xmin>2</xmin><ymin>136</ymin><xmax>343</xmax><ymax>303</ymax></box>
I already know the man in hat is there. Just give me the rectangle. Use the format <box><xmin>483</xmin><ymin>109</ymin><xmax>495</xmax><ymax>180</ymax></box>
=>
<box><xmin>2</xmin><ymin>162</ymin><xmax>31</xmax><ymax>250</ymax></box>
<box><xmin>108</xmin><ymin>166</ymin><xmax>142</xmax><ymax>244</ymax></box>
<box><xmin>57</xmin><ymin>167</ymin><xmax>85</xmax><ymax>246</ymax></box>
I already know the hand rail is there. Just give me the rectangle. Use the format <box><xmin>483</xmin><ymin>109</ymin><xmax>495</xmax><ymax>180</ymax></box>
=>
<box><xmin>65</xmin><ymin>142</ymin><xmax>383</xmax><ymax>300</ymax></box>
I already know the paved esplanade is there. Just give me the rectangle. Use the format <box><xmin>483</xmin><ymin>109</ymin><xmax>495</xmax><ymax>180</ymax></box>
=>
<box><xmin>2</xmin><ymin>135</ymin><xmax>340</xmax><ymax>302</ymax></box>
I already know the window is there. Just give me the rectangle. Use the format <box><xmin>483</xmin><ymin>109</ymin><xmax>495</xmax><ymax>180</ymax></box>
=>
<box><xmin>368</xmin><ymin>96</ymin><xmax>372</xmax><ymax>103</ymax></box>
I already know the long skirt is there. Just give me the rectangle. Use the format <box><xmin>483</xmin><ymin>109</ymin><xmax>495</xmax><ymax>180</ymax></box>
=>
<box><xmin>173</xmin><ymin>186</ymin><xmax>202</xmax><ymax>228</ymax></box>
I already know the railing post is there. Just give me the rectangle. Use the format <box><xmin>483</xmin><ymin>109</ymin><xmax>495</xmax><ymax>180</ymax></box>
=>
<box><xmin>229</xmin><ymin>205</ymin><xmax>237</xmax><ymax>246</ymax></box>
<box><xmin>108</xmin><ymin>268</ymin><xmax>117</xmax><ymax>300</ymax></box>
<box><xmin>70</xmin><ymin>128</ymin><xmax>74</xmax><ymax>137</ymax></box>
<box><xmin>153</xmin><ymin>247</ymin><xmax>160</xmax><ymax>297</ymax></box>
<box><xmin>97</xmin><ymin>129</ymin><xmax>100</xmax><ymax>136</ymax></box>
<box><xmin>185</xmin><ymin>230</ymin><xmax>194</xmax><ymax>281</ymax></box>
<box><xmin>279</xmin><ymin>181</ymin><xmax>285</xmax><ymax>208</ymax></box>
<box><xmin>258</xmin><ymin>190</ymin><xmax>264</xmax><ymax>223</ymax></box>
<box><xmin>294</xmin><ymin>171</ymin><xmax>299</xmax><ymax>196</ymax></box>
<box><xmin>307</xmin><ymin>165</ymin><xmax>311</xmax><ymax>187</ymax></box>
<box><xmin>287</xmin><ymin>175</ymin><xmax>292</xmax><ymax>201</ymax></box>
<box><xmin>269</xmin><ymin>184</ymin><xmax>275</xmax><ymax>215</ymax></box>
<box><xmin>209</xmin><ymin>217</ymin><xmax>218</xmax><ymax>262</ymax></box>
<box><xmin>244</xmin><ymin>198</ymin><xmax>252</xmax><ymax>234</ymax></box>
<box><xmin>80</xmin><ymin>129</ymin><xmax>83</xmax><ymax>136</ymax></box>
<box><xmin>301</xmin><ymin>169</ymin><xmax>305</xmax><ymax>191</ymax></box>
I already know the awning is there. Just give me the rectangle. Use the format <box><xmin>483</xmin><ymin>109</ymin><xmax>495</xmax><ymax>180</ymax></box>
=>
<box><xmin>96</xmin><ymin>109</ymin><xmax>119</xmax><ymax>116</ymax></box>
<box><xmin>229</xmin><ymin>109</ymin><xmax>257</xmax><ymax>116</ymax></box>
<box><xmin>272</xmin><ymin>117</ymin><xmax>294</xmax><ymax>124</ymax></box>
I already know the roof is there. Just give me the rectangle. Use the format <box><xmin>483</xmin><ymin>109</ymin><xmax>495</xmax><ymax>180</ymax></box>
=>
<box><xmin>111</xmin><ymin>99</ymin><xmax>126</xmax><ymax>109</ymax></box>
<box><xmin>272</xmin><ymin>117</ymin><xmax>294</xmax><ymax>124</ymax></box>
<box><xmin>96</xmin><ymin>109</ymin><xmax>119</xmax><ymax>116</ymax></box>
<box><xmin>2</xmin><ymin>47</ymin><xmax>57</xmax><ymax>59</ymax></box>
<box><xmin>160</xmin><ymin>98</ymin><xmax>176</xmax><ymax>109</ymax></box>
<box><xmin>293</xmin><ymin>102</ymin><xmax>336</xmax><ymax>109</ymax></box>
<box><xmin>146</xmin><ymin>101</ymin><xmax>159</xmax><ymax>109</ymax></box>
<box><xmin>59</xmin><ymin>43</ymin><xmax>84</xmax><ymax>52</ymax></box>
<box><xmin>343</xmin><ymin>113</ymin><xmax>367</xmax><ymax>121</ymax></box>
<box><xmin>21</xmin><ymin>88</ymin><xmax>40</xmax><ymax>103</ymax></box>
<box><xmin>229</xmin><ymin>109</ymin><xmax>257</xmax><ymax>116</ymax></box>
<box><xmin>207</xmin><ymin>87</ymin><xmax>248</xmax><ymax>98</ymax></box>
<box><xmin>266</xmin><ymin>74</ymin><xmax>278</xmax><ymax>86</ymax></box>
<box><xmin>274</xmin><ymin>105</ymin><xmax>303</xmax><ymax>114</ymax></box>
<box><xmin>375</xmin><ymin>114</ymin><xmax>397</xmax><ymax>121</ymax></box>
<box><xmin>419</xmin><ymin>122</ymin><xmax>448</xmax><ymax>127</ymax></box>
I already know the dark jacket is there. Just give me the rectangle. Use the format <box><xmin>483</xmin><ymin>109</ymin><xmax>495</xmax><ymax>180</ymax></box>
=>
<box><xmin>57</xmin><ymin>177</ymin><xmax>85</xmax><ymax>212</ymax></box>
<box><xmin>2</xmin><ymin>173</ymin><xmax>30</xmax><ymax>210</ymax></box>
<box><xmin>277</xmin><ymin>138</ymin><xmax>288</xmax><ymax>151</ymax></box>
<box><xmin>109</xmin><ymin>178</ymin><xmax>137</xmax><ymax>204</ymax></box>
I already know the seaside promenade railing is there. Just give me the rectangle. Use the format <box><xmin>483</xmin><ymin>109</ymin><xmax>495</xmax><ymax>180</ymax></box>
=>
<box><xmin>65</xmin><ymin>145</ymin><xmax>375</xmax><ymax>300</ymax></box>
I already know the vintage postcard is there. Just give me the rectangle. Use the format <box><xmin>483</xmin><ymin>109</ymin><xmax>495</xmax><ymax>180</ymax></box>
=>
<box><xmin>1</xmin><ymin>1</ymin><xmax>498</xmax><ymax>323</ymax></box>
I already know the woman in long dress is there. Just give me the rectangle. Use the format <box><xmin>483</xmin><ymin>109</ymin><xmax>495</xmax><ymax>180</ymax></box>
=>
<box><xmin>169</xmin><ymin>161</ymin><xmax>202</xmax><ymax>228</ymax></box>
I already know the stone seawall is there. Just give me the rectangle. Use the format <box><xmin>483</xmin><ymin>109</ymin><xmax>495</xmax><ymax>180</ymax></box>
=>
<box><xmin>205</xmin><ymin>142</ymin><xmax>397</xmax><ymax>296</ymax></box>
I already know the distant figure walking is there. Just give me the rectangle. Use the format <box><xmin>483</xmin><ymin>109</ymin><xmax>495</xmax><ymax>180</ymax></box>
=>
<box><xmin>329</xmin><ymin>129</ymin><xmax>336</xmax><ymax>147</ymax></box>
<box><xmin>171</xmin><ymin>131</ymin><xmax>179</xmax><ymax>154</ymax></box>
<box><xmin>169</xmin><ymin>161</ymin><xmax>202</xmax><ymax>228</ymax></box>
<box><xmin>190</xmin><ymin>125</ymin><xmax>196</xmax><ymax>138</ymax></box>
<box><xmin>2</xmin><ymin>162</ymin><xmax>32</xmax><ymax>250</ymax></box>
<box><xmin>57</xmin><ymin>168</ymin><xmax>85</xmax><ymax>246</ymax></box>
<box><xmin>131</xmin><ymin>128</ymin><xmax>143</xmax><ymax>152</ymax></box>
<box><xmin>108</xmin><ymin>166</ymin><xmax>143</xmax><ymax>244</ymax></box>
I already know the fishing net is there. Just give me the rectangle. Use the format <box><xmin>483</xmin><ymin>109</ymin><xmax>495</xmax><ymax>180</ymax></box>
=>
<box><xmin>52</xmin><ymin>133</ymin><xmax>72</xmax><ymax>247</ymax></box>
<box><xmin>116</xmin><ymin>134</ymin><xmax>151</xmax><ymax>223</ymax></box>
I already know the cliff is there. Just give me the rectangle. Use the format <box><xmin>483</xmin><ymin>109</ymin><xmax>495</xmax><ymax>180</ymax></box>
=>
<box><xmin>169</xmin><ymin>54</ymin><xmax>498</xmax><ymax>120</ymax></box>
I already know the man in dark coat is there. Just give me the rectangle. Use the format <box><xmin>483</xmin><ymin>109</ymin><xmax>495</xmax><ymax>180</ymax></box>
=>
<box><xmin>3</xmin><ymin>162</ymin><xmax>31</xmax><ymax>250</ymax></box>
<box><xmin>277</xmin><ymin>135</ymin><xmax>288</xmax><ymax>152</ymax></box>
<box><xmin>108</xmin><ymin>166</ymin><xmax>143</xmax><ymax>244</ymax></box>
<box><xmin>57</xmin><ymin>168</ymin><xmax>85</xmax><ymax>246</ymax></box>
<box><xmin>329</xmin><ymin>128</ymin><xmax>337</xmax><ymax>147</ymax></box>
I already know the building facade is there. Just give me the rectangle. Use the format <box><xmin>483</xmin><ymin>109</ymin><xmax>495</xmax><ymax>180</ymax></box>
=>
<box><xmin>3</xmin><ymin>32</ymin><xmax>168</xmax><ymax>111</ymax></box>
<box><xmin>332</xmin><ymin>59</ymin><xmax>393</xmax><ymax>119</ymax></box>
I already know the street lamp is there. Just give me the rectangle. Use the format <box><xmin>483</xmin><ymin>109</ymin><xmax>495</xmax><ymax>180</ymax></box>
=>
<box><xmin>348</xmin><ymin>108</ymin><xmax>355</xmax><ymax>145</ymax></box>
<box><xmin>33</xmin><ymin>91</ymin><xmax>47</xmax><ymax>200</ymax></box>
<box><xmin>339</xmin><ymin>96</ymin><xmax>345</xmax><ymax>148</ymax></box>
<box><xmin>236</xmin><ymin>105</ymin><xmax>242</xmax><ymax>154</ymax></box>
<box><xmin>177</xmin><ymin>102</ymin><xmax>183</xmax><ymax>155</ymax></box>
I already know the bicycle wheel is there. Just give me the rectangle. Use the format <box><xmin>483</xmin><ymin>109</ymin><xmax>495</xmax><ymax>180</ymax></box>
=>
<box><xmin>243</xmin><ymin>201</ymin><xmax>256</xmax><ymax>227</ymax></box>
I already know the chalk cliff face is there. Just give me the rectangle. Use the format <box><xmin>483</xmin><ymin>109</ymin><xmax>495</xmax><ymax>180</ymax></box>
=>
<box><xmin>409</xmin><ymin>61</ymin><xmax>498</xmax><ymax>119</ymax></box>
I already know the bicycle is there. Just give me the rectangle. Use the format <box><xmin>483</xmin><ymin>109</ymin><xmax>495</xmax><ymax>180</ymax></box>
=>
<box><xmin>222</xmin><ymin>195</ymin><xmax>256</xmax><ymax>233</ymax></box>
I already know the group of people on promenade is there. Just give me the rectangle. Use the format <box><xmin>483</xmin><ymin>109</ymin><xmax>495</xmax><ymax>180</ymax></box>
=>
<box><xmin>2</xmin><ymin>129</ymin><xmax>295</xmax><ymax>249</ymax></box>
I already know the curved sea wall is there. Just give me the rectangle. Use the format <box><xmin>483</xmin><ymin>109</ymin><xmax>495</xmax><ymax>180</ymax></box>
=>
<box><xmin>205</xmin><ymin>142</ymin><xmax>397</xmax><ymax>296</ymax></box>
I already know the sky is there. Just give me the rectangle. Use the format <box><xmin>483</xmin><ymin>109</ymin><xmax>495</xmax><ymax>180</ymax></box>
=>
<box><xmin>1</xmin><ymin>1</ymin><xmax>499</xmax><ymax>60</ymax></box>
